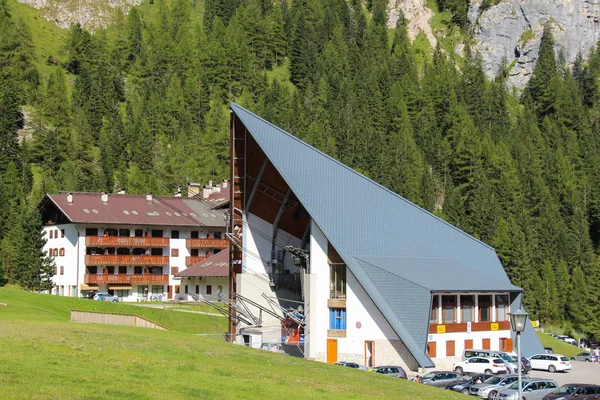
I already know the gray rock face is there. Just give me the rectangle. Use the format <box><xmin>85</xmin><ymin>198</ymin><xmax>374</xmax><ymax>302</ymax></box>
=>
<box><xmin>468</xmin><ymin>0</ymin><xmax>600</xmax><ymax>88</ymax></box>
<box><xmin>17</xmin><ymin>0</ymin><xmax>141</xmax><ymax>31</ymax></box>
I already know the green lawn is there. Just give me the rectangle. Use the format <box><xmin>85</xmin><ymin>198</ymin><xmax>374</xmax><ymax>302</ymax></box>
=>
<box><xmin>537</xmin><ymin>332</ymin><xmax>583</xmax><ymax>357</ymax></box>
<box><xmin>0</xmin><ymin>285</ymin><xmax>463</xmax><ymax>399</ymax></box>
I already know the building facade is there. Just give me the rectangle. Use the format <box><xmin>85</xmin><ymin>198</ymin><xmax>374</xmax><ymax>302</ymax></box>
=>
<box><xmin>38</xmin><ymin>187</ymin><xmax>229</xmax><ymax>302</ymax></box>
<box><xmin>228</xmin><ymin>102</ymin><xmax>544</xmax><ymax>371</ymax></box>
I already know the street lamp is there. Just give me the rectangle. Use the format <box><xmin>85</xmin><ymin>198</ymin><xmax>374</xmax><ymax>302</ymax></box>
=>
<box><xmin>509</xmin><ymin>308</ymin><xmax>529</xmax><ymax>400</ymax></box>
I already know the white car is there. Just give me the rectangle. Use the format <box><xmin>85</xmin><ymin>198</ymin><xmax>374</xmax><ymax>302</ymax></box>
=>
<box><xmin>528</xmin><ymin>353</ymin><xmax>571</xmax><ymax>372</ymax></box>
<box><xmin>453</xmin><ymin>356</ymin><xmax>507</xmax><ymax>375</ymax></box>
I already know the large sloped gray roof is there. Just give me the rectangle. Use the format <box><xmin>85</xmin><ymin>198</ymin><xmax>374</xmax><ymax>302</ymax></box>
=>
<box><xmin>231</xmin><ymin>102</ymin><xmax>540</xmax><ymax>367</ymax></box>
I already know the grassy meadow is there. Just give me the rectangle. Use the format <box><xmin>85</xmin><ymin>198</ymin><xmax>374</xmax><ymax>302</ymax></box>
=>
<box><xmin>0</xmin><ymin>285</ymin><xmax>463</xmax><ymax>399</ymax></box>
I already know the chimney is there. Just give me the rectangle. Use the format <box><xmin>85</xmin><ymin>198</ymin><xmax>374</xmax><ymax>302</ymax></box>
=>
<box><xmin>101</xmin><ymin>192</ymin><xmax>108</xmax><ymax>204</ymax></box>
<box><xmin>209</xmin><ymin>180</ymin><xmax>213</xmax><ymax>187</ymax></box>
<box><xmin>214</xmin><ymin>185</ymin><xmax>221</xmax><ymax>193</ymax></box>
<box><xmin>202</xmin><ymin>186</ymin><xmax>213</xmax><ymax>199</ymax></box>
<box><xmin>118</xmin><ymin>188</ymin><xmax>126</xmax><ymax>195</ymax></box>
<box><xmin>66</xmin><ymin>193</ymin><xmax>73</xmax><ymax>204</ymax></box>
<box><xmin>174</xmin><ymin>186</ymin><xmax>182</xmax><ymax>197</ymax></box>
<box><xmin>187</xmin><ymin>182</ymin><xmax>201</xmax><ymax>197</ymax></box>
<box><xmin>222</xmin><ymin>180</ymin><xmax>228</xmax><ymax>189</ymax></box>
<box><xmin>146</xmin><ymin>193</ymin><xmax>153</xmax><ymax>203</ymax></box>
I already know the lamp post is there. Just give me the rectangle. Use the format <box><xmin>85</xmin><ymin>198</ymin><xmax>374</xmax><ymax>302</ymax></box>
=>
<box><xmin>509</xmin><ymin>308</ymin><xmax>529</xmax><ymax>400</ymax></box>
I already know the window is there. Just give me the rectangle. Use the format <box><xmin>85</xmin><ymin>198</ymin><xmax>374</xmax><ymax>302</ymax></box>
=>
<box><xmin>60</xmin><ymin>266</ymin><xmax>64</xmax><ymax>275</ymax></box>
<box><xmin>217</xmin><ymin>285</ymin><xmax>222</xmax><ymax>293</ymax></box>
<box><xmin>195</xmin><ymin>285</ymin><xmax>200</xmax><ymax>294</ymax></box>
<box><xmin>214</xmin><ymin>232</ymin><xmax>222</xmax><ymax>239</ymax></box>
<box><xmin>151</xmin><ymin>230</ymin><xmax>163</xmax><ymax>237</ymax></box>
<box><xmin>206</xmin><ymin>285</ymin><xmax>212</xmax><ymax>295</ymax></box>
<box><xmin>330</xmin><ymin>264</ymin><xmax>346</xmax><ymax>299</ymax></box>
<box><xmin>461</xmin><ymin>295</ymin><xmax>475</xmax><ymax>322</ymax></box>
<box><xmin>171</xmin><ymin>267</ymin><xmax>179</xmax><ymax>275</ymax></box>
<box><xmin>175</xmin><ymin>285</ymin><xmax>180</xmax><ymax>294</ymax></box>
<box><xmin>479</xmin><ymin>295</ymin><xmax>492</xmax><ymax>322</ymax></box>
<box><xmin>61</xmin><ymin>229</ymin><xmax>65</xmax><ymax>238</ymax></box>
<box><xmin>496</xmin><ymin>294</ymin><xmax>509</xmax><ymax>321</ymax></box>
<box><xmin>329</xmin><ymin>308</ymin><xmax>346</xmax><ymax>330</ymax></box>
<box><xmin>54</xmin><ymin>267</ymin><xmax>57</xmax><ymax>275</ymax></box>
<box><xmin>185</xmin><ymin>285</ymin><xmax>188</xmax><ymax>293</ymax></box>
<box><xmin>119</xmin><ymin>229</ymin><xmax>130</xmax><ymax>237</ymax></box>
<box><xmin>119</xmin><ymin>266</ymin><xmax>127</xmax><ymax>274</ymax></box>
<box><xmin>191</xmin><ymin>249</ymin><xmax>199</xmax><ymax>256</ymax></box>
<box><xmin>86</xmin><ymin>228</ymin><xmax>98</xmax><ymax>236</ymax></box>
<box><xmin>171</xmin><ymin>230</ymin><xmax>179</xmax><ymax>239</ymax></box>
<box><xmin>171</xmin><ymin>248</ymin><xmax>179</xmax><ymax>257</ymax></box>
<box><xmin>430</xmin><ymin>296</ymin><xmax>439</xmax><ymax>323</ymax></box>
<box><xmin>59</xmin><ymin>248</ymin><xmax>65</xmax><ymax>256</ymax></box>
<box><xmin>49</xmin><ymin>230</ymin><xmax>53</xmax><ymax>239</ymax></box>
<box><xmin>55</xmin><ymin>230</ymin><xmax>59</xmax><ymax>238</ymax></box>
<box><xmin>53</xmin><ymin>249</ymin><xmax>58</xmax><ymax>257</ymax></box>
<box><xmin>191</xmin><ymin>231</ymin><xmax>199</xmax><ymax>239</ymax></box>
<box><xmin>134</xmin><ymin>266</ymin><xmax>143</xmax><ymax>274</ymax></box>
<box><xmin>135</xmin><ymin>229</ymin><xmax>143</xmax><ymax>237</ymax></box>
<box><xmin>442</xmin><ymin>295</ymin><xmax>457</xmax><ymax>323</ymax></box>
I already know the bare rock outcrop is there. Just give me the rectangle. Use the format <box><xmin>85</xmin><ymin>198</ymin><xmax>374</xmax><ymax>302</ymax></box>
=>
<box><xmin>469</xmin><ymin>0</ymin><xmax>600</xmax><ymax>88</ymax></box>
<box><xmin>388</xmin><ymin>0</ymin><xmax>437</xmax><ymax>47</ymax></box>
<box><xmin>18</xmin><ymin>0</ymin><xmax>141</xmax><ymax>31</ymax></box>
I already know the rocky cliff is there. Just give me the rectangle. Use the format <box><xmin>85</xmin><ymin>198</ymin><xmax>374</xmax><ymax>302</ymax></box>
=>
<box><xmin>469</xmin><ymin>0</ymin><xmax>600</xmax><ymax>88</ymax></box>
<box><xmin>17</xmin><ymin>0</ymin><xmax>141</xmax><ymax>31</ymax></box>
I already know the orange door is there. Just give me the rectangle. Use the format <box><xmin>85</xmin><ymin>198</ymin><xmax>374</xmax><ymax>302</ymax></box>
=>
<box><xmin>446</xmin><ymin>340</ymin><xmax>456</xmax><ymax>357</ymax></box>
<box><xmin>167</xmin><ymin>285</ymin><xmax>173</xmax><ymax>299</ymax></box>
<box><xmin>327</xmin><ymin>339</ymin><xmax>338</xmax><ymax>364</ymax></box>
<box><xmin>427</xmin><ymin>342</ymin><xmax>437</xmax><ymax>358</ymax></box>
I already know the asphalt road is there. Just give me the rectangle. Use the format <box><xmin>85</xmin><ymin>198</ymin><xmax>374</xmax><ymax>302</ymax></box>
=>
<box><xmin>527</xmin><ymin>360</ymin><xmax>600</xmax><ymax>386</ymax></box>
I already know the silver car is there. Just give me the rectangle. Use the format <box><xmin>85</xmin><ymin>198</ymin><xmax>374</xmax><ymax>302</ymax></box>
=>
<box><xmin>570</xmin><ymin>352</ymin><xmax>594</xmax><ymax>362</ymax></box>
<box><xmin>421</xmin><ymin>371</ymin><xmax>462</xmax><ymax>388</ymax></box>
<box><xmin>372</xmin><ymin>365</ymin><xmax>407</xmax><ymax>379</ymax></box>
<box><xmin>497</xmin><ymin>378</ymin><xmax>558</xmax><ymax>399</ymax></box>
<box><xmin>469</xmin><ymin>374</ymin><xmax>519</xmax><ymax>399</ymax></box>
<box><xmin>93</xmin><ymin>292</ymin><xmax>119</xmax><ymax>302</ymax></box>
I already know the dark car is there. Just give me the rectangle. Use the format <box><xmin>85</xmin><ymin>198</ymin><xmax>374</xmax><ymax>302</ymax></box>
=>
<box><xmin>544</xmin><ymin>347</ymin><xmax>554</xmax><ymax>354</ymax></box>
<box><xmin>516</xmin><ymin>355</ymin><xmax>532</xmax><ymax>373</ymax></box>
<box><xmin>542</xmin><ymin>384</ymin><xmax>600</xmax><ymax>400</ymax></box>
<box><xmin>421</xmin><ymin>371</ymin><xmax>462</xmax><ymax>388</ymax></box>
<box><xmin>446</xmin><ymin>373</ymin><xmax>493</xmax><ymax>395</ymax></box>
<box><xmin>334</xmin><ymin>361</ymin><xmax>369</xmax><ymax>370</ymax></box>
<box><xmin>372</xmin><ymin>365</ymin><xmax>407</xmax><ymax>379</ymax></box>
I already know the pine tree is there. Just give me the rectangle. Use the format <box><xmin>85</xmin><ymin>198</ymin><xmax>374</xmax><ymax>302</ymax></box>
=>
<box><xmin>15</xmin><ymin>208</ymin><xmax>55</xmax><ymax>291</ymax></box>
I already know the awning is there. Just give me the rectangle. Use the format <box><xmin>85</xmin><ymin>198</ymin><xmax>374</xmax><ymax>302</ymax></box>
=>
<box><xmin>108</xmin><ymin>285</ymin><xmax>132</xmax><ymax>290</ymax></box>
<box><xmin>80</xmin><ymin>283</ymin><xmax>99</xmax><ymax>290</ymax></box>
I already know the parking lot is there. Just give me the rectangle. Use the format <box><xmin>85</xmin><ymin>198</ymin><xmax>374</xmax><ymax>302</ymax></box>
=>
<box><xmin>528</xmin><ymin>360</ymin><xmax>600</xmax><ymax>386</ymax></box>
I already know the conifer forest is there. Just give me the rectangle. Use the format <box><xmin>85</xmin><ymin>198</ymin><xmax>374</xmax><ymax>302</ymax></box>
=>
<box><xmin>2</xmin><ymin>0</ymin><xmax>600</xmax><ymax>338</ymax></box>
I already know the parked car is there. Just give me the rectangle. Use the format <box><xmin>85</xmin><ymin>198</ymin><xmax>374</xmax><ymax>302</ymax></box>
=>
<box><xmin>514</xmin><ymin>355</ymin><xmax>532</xmax><ymax>373</ymax></box>
<box><xmin>334</xmin><ymin>361</ymin><xmax>369</xmax><ymax>370</ymax></box>
<box><xmin>542</xmin><ymin>384</ymin><xmax>600</xmax><ymax>400</ymax></box>
<box><xmin>453</xmin><ymin>356</ymin><xmax>507</xmax><ymax>375</ymax></box>
<box><xmin>469</xmin><ymin>374</ymin><xmax>519</xmax><ymax>399</ymax></box>
<box><xmin>445</xmin><ymin>373</ymin><xmax>493</xmax><ymax>395</ymax></box>
<box><xmin>528</xmin><ymin>354</ymin><xmax>571</xmax><ymax>373</ymax></box>
<box><xmin>420</xmin><ymin>371</ymin><xmax>461</xmax><ymax>388</ymax></box>
<box><xmin>93</xmin><ymin>292</ymin><xmax>119</xmax><ymax>302</ymax></box>
<box><xmin>497</xmin><ymin>378</ymin><xmax>558</xmax><ymax>399</ymax></box>
<box><xmin>463</xmin><ymin>349</ymin><xmax>524</xmax><ymax>374</ymax></box>
<box><xmin>544</xmin><ymin>347</ymin><xmax>555</xmax><ymax>354</ymax></box>
<box><xmin>372</xmin><ymin>365</ymin><xmax>407</xmax><ymax>379</ymax></box>
<box><xmin>570</xmin><ymin>352</ymin><xmax>594</xmax><ymax>362</ymax></box>
<box><xmin>560</xmin><ymin>337</ymin><xmax>577</xmax><ymax>346</ymax></box>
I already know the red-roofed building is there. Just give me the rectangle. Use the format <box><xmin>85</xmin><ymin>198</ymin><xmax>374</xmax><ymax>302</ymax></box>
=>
<box><xmin>174</xmin><ymin>248</ymin><xmax>229</xmax><ymax>301</ymax></box>
<box><xmin>38</xmin><ymin>190</ymin><xmax>228</xmax><ymax>301</ymax></box>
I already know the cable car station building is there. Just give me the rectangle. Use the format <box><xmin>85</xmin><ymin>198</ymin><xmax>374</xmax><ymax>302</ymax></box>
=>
<box><xmin>228</xmin><ymin>103</ymin><xmax>543</xmax><ymax>371</ymax></box>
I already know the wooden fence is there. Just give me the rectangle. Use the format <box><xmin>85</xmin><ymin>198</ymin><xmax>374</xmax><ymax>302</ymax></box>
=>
<box><xmin>70</xmin><ymin>310</ymin><xmax>171</xmax><ymax>331</ymax></box>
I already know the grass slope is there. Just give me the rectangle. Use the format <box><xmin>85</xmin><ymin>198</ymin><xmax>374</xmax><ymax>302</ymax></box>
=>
<box><xmin>0</xmin><ymin>286</ymin><xmax>463</xmax><ymax>399</ymax></box>
<box><xmin>537</xmin><ymin>332</ymin><xmax>583</xmax><ymax>357</ymax></box>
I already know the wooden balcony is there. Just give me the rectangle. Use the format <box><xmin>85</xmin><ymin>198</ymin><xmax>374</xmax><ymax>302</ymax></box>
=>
<box><xmin>84</xmin><ymin>273</ymin><xmax>169</xmax><ymax>284</ymax></box>
<box><xmin>428</xmin><ymin>321</ymin><xmax>511</xmax><ymax>334</ymax></box>
<box><xmin>85</xmin><ymin>255</ymin><xmax>169</xmax><ymax>266</ymax></box>
<box><xmin>85</xmin><ymin>236</ymin><xmax>170</xmax><ymax>248</ymax></box>
<box><xmin>186</xmin><ymin>238</ymin><xmax>229</xmax><ymax>249</ymax></box>
<box><xmin>185</xmin><ymin>256</ymin><xmax>208</xmax><ymax>266</ymax></box>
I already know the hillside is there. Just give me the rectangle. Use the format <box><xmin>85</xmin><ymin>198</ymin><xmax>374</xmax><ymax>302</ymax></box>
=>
<box><xmin>2</xmin><ymin>0</ymin><xmax>600</xmax><ymax>343</ymax></box>
<box><xmin>0</xmin><ymin>286</ymin><xmax>463</xmax><ymax>399</ymax></box>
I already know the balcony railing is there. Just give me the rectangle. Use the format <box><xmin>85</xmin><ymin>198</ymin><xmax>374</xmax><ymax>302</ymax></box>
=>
<box><xmin>185</xmin><ymin>256</ymin><xmax>208</xmax><ymax>266</ymax></box>
<box><xmin>428</xmin><ymin>321</ymin><xmax>511</xmax><ymax>334</ymax></box>
<box><xmin>85</xmin><ymin>236</ymin><xmax>170</xmax><ymax>248</ymax></box>
<box><xmin>186</xmin><ymin>238</ymin><xmax>229</xmax><ymax>249</ymax></box>
<box><xmin>85</xmin><ymin>255</ymin><xmax>169</xmax><ymax>266</ymax></box>
<box><xmin>84</xmin><ymin>273</ymin><xmax>169</xmax><ymax>284</ymax></box>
